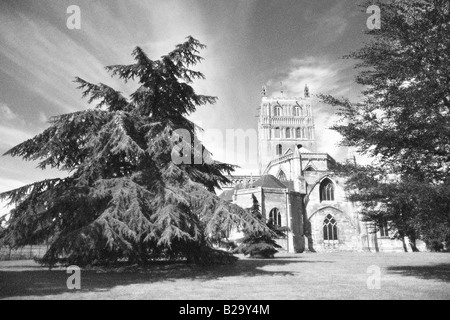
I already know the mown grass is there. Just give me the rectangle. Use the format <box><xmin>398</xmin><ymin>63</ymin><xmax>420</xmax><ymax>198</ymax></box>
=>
<box><xmin>0</xmin><ymin>252</ymin><xmax>449</xmax><ymax>300</ymax></box>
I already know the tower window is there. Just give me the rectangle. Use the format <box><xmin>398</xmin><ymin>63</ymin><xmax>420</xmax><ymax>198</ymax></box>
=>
<box><xmin>296</xmin><ymin>128</ymin><xmax>301</xmax><ymax>138</ymax></box>
<box><xmin>320</xmin><ymin>178</ymin><xmax>335</xmax><ymax>202</ymax></box>
<box><xmin>269</xmin><ymin>208</ymin><xmax>282</xmax><ymax>227</ymax></box>
<box><xmin>274</xmin><ymin>127</ymin><xmax>281</xmax><ymax>138</ymax></box>
<box><xmin>286</xmin><ymin>128</ymin><xmax>291</xmax><ymax>138</ymax></box>
<box><xmin>276</xmin><ymin>144</ymin><xmax>282</xmax><ymax>155</ymax></box>
<box><xmin>274</xmin><ymin>106</ymin><xmax>282</xmax><ymax>116</ymax></box>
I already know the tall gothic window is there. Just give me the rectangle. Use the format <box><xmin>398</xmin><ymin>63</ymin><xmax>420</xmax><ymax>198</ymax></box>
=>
<box><xmin>323</xmin><ymin>214</ymin><xmax>338</xmax><ymax>241</ymax></box>
<box><xmin>278</xmin><ymin>170</ymin><xmax>287</xmax><ymax>181</ymax></box>
<box><xmin>276</xmin><ymin>144</ymin><xmax>282</xmax><ymax>155</ymax></box>
<box><xmin>320</xmin><ymin>178</ymin><xmax>335</xmax><ymax>202</ymax></box>
<box><xmin>296</xmin><ymin>128</ymin><xmax>301</xmax><ymax>138</ymax></box>
<box><xmin>294</xmin><ymin>107</ymin><xmax>300</xmax><ymax>116</ymax></box>
<box><xmin>274</xmin><ymin>106</ymin><xmax>282</xmax><ymax>116</ymax></box>
<box><xmin>269</xmin><ymin>208</ymin><xmax>282</xmax><ymax>227</ymax></box>
<box><xmin>274</xmin><ymin>127</ymin><xmax>280</xmax><ymax>138</ymax></box>
<box><xmin>302</xmin><ymin>128</ymin><xmax>306</xmax><ymax>139</ymax></box>
<box><xmin>286</xmin><ymin>128</ymin><xmax>291</xmax><ymax>138</ymax></box>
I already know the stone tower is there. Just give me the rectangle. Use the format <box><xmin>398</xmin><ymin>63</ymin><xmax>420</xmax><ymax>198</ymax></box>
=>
<box><xmin>257</xmin><ymin>91</ymin><xmax>315</xmax><ymax>174</ymax></box>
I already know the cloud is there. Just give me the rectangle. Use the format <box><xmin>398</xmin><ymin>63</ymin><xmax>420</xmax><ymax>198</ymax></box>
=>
<box><xmin>0</xmin><ymin>125</ymin><xmax>33</xmax><ymax>149</ymax></box>
<box><xmin>38</xmin><ymin>111</ymin><xmax>47</xmax><ymax>123</ymax></box>
<box><xmin>0</xmin><ymin>5</ymin><xmax>128</xmax><ymax>114</ymax></box>
<box><xmin>0</xmin><ymin>176</ymin><xmax>29</xmax><ymax>218</ymax></box>
<box><xmin>268</xmin><ymin>56</ymin><xmax>357</xmax><ymax>98</ymax></box>
<box><xmin>0</xmin><ymin>103</ymin><xmax>18</xmax><ymax>120</ymax></box>
<box><xmin>303</xmin><ymin>1</ymin><xmax>350</xmax><ymax>47</ymax></box>
<box><xmin>0</xmin><ymin>102</ymin><xmax>33</xmax><ymax>149</ymax></box>
<box><xmin>0</xmin><ymin>101</ymin><xmax>37</xmax><ymax>149</ymax></box>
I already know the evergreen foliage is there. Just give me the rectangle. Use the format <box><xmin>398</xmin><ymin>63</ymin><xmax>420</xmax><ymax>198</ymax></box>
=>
<box><xmin>0</xmin><ymin>37</ymin><xmax>267</xmax><ymax>266</ymax></box>
<box><xmin>234</xmin><ymin>194</ymin><xmax>286</xmax><ymax>258</ymax></box>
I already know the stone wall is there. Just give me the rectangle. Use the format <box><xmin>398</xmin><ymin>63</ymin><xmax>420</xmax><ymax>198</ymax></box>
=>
<box><xmin>306</xmin><ymin>174</ymin><xmax>361</xmax><ymax>252</ymax></box>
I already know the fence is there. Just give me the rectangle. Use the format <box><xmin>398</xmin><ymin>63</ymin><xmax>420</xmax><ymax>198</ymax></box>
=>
<box><xmin>0</xmin><ymin>245</ymin><xmax>48</xmax><ymax>261</ymax></box>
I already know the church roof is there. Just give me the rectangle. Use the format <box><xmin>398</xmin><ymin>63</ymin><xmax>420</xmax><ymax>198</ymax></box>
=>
<box><xmin>297</xmin><ymin>146</ymin><xmax>313</xmax><ymax>154</ymax></box>
<box><xmin>251</xmin><ymin>175</ymin><xmax>287</xmax><ymax>189</ymax></box>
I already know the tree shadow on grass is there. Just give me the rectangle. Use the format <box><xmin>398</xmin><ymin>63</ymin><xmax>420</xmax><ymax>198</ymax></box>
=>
<box><xmin>0</xmin><ymin>257</ymin><xmax>332</xmax><ymax>298</ymax></box>
<box><xmin>386</xmin><ymin>263</ymin><xmax>450</xmax><ymax>283</ymax></box>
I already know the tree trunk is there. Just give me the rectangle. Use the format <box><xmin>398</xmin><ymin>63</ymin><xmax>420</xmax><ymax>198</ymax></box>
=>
<box><xmin>303</xmin><ymin>213</ymin><xmax>316</xmax><ymax>252</ymax></box>
<box><xmin>401</xmin><ymin>236</ymin><xmax>408</xmax><ymax>252</ymax></box>
<box><xmin>373</xmin><ymin>232</ymin><xmax>379</xmax><ymax>253</ymax></box>
<box><xmin>307</xmin><ymin>235</ymin><xmax>316</xmax><ymax>252</ymax></box>
<box><xmin>409</xmin><ymin>235</ymin><xmax>419</xmax><ymax>252</ymax></box>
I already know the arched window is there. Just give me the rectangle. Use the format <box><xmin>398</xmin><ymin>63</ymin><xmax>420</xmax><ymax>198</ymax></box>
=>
<box><xmin>320</xmin><ymin>178</ymin><xmax>335</xmax><ymax>202</ymax></box>
<box><xmin>276</xmin><ymin>144</ymin><xmax>282</xmax><ymax>155</ymax></box>
<box><xmin>277</xmin><ymin>170</ymin><xmax>287</xmax><ymax>181</ymax></box>
<box><xmin>296</xmin><ymin>128</ymin><xmax>301</xmax><ymax>138</ymax></box>
<box><xmin>269</xmin><ymin>208</ymin><xmax>282</xmax><ymax>227</ymax></box>
<box><xmin>294</xmin><ymin>107</ymin><xmax>300</xmax><ymax>117</ymax></box>
<box><xmin>323</xmin><ymin>214</ymin><xmax>338</xmax><ymax>241</ymax></box>
<box><xmin>286</xmin><ymin>128</ymin><xmax>291</xmax><ymax>138</ymax></box>
<box><xmin>274</xmin><ymin>127</ymin><xmax>280</xmax><ymax>138</ymax></box>
<box><xmin>274</xmin><ymin>106</ymin><xmax>282</xmax><ymax>116</ymax></box>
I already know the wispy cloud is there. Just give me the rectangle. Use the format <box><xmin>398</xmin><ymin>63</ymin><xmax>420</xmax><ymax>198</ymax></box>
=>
<box><xmin>0</xmin><ymin>125</ymin><xmax>33</xmax><ymax>149</ymax></box>
<box><xmin>268</xmin><ymin>56</ymin><xmax>357</xmax><ymax>98</ymax></box>
<box><xmin>303</xmin><ymin>1</ymin><xmax>350</xmax><ymax>47</ymax></box>
<box><xmin>0</xmin><ymin>102</ymin><xmax>33</xmax><ymax>148</ymax></box>
<box><xmin>0</xmin><ymin>103</ymin><xmax>18</xmax><ymax>120</ymax></box>
<box><xmin>0</xmin><ymin>12</ymin><xmax>109</xmax><ymax>113</ymax></box>
<box><xmin>0</xmin><ymin>176</ymin><xmax>29</xmax><ymax>218</ymax></box>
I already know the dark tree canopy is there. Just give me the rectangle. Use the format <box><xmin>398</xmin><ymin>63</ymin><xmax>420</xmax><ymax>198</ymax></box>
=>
<box><xmin>320</xmin><ymin>0</ymin><xmax>450</xmax><ymax>183</ymax></box>
<box><xmin>320</xmin><ymin>0</ymin><xmax>450</xmax><ymax>251</ymax></box>
<box><xmin>335</xmin><ymin>162</ymin><xmax>450</xmax><ymax>251</ymax></box>
<box><xmin>0</xmin><ymin>37</ymin><xmax>266</xmax><ymax>266</ymax></box>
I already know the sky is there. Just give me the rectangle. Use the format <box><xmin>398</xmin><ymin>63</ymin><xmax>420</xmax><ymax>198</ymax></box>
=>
<box><xmin>0</xmin><ymin>0</ymin><xmax>373</xmax><ymax>216</ymax></box>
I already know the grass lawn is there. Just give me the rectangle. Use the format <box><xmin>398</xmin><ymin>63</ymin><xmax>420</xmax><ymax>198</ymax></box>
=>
<box><xmin>0</xmin><ymin>252</ymin><xmax>449</xmax><ymax>300</ymax></box>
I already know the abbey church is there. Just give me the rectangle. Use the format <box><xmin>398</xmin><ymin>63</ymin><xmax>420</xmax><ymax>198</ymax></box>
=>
<box><xmin>220</xmin><ymin>87</ymin><xmax>424</xmax><ymax>253</ymax></box>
